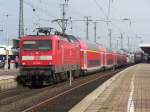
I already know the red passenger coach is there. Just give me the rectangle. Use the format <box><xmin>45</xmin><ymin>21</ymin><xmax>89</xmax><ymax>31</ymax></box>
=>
<box><xmin>119</xmin><ymin>51</ymin><xmax>127</xmax><ymax>65</ymax></box>
<box><xmin>99</xmin><ymin>47</ymin><xmax>106</xmax><ymax>67</ymax></box>
<box><xmin>78</xmin><ymin>39</ymin><xmax>103</xmax><ymax>73</ymax></box>
<box><xmin>115</xmin><ymin>50</ymin><xmax>127</xmax><ymax>66</ymax></box>
<box><xmin>105</xmin><ymin>48</ymin><xmax>115</xmax><ymax>68</ymax></box>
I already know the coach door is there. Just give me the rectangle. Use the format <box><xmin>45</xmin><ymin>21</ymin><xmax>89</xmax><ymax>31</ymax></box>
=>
<box><xmin>101</xmin><ymin>51</ymin><xmax>104</xmax><ymax>66</ymax></box>
<box><xmin>83</xmin><ymin>50</ymin><xmax>87</xmax><ymax>69</ymax></box>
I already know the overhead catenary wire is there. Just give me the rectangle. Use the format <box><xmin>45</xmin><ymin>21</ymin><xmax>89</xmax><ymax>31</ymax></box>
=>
<box><xmin>20</xmin><ymin>0</ymin><xmax>147</xmax><ymax>49</ymax></box>
<box><xmin>23</xmin><ymin>0</ymin><xmax>57</xmax><ymax>19</ymax></box>
<box><xmin>93</xmin><ymin>0</ymin><xmax>108</xmax><ymax>19</ymax></box>
<box><xmin>23</xmin><ymin>0</ymin><xmax>59</xmax><ymax>33</ymax></box>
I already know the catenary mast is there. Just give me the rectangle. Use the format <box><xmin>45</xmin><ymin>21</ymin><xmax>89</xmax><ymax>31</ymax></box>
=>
<box><xmin>19</xmin><ymin>0</ymin><xmax>24</xmax><ymax>38</ymax></box>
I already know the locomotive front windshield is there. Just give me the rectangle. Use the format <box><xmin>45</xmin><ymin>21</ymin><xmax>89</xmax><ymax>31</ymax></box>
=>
<box><xmin>23</xmin><ymin>40</ymin><xmax>52</xmax><ymax>50</ymax></box>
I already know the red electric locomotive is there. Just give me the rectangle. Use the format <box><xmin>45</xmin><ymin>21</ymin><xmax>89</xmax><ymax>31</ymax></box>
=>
<box><xmin>18</xmin><ymin>28</ymin><xmax>80</xmax><ymax>85</ymax></box>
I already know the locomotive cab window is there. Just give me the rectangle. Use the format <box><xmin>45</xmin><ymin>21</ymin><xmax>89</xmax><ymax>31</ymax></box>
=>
<box><xmin>23</xmin><ymin>40</ymin><xmax>52</xmax><ymax>50</ymax></box>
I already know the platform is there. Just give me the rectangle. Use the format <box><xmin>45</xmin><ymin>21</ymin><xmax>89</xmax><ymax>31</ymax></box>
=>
<box><xmin>69</xmin><ymin>64</ymin><xmax>150</xmax><ymax>112</ymax></box>
<box><xmin>0</xmin><ymin>69</ymin><xmax>19</xmax><ymax>76</ymax></box>
<box><xmin>0</xmin><ymin>70</ymin><xmax>19</xmax><ymax>91</ymax></box>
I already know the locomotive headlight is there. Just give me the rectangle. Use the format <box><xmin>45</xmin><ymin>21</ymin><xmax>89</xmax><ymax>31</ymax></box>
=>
<box><xmin>22</xmin><ymin>56</ymin><xmax>34</xmax><ymax>60</ymax></box>
<box><xmin>40</xmin><ymin>55</ymin><xmax>52</xmax><ymax>60</ymax></box>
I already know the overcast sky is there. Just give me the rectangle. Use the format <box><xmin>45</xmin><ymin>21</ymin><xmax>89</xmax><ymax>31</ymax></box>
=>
<box><xmin>0</xmin><ymin>0</ymin><xmax>150</xmax><ymax>50</ymax></box>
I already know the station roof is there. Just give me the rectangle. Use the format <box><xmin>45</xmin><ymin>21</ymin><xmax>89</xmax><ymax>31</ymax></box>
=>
<box><xmin>140</xmin><ymin>44</ymin><xmax>150</xmax><ymax>54</ymax></box>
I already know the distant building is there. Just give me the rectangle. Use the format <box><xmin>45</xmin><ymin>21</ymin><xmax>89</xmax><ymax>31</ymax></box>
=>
<box><xmin>12</xmin><ymin>39</ymin><xmax>20</xmax><ymax>55</ymax></box>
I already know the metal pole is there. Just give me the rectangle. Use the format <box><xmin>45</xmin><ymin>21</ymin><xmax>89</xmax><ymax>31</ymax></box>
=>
<box><xmin>60</xmin><ymin>0</ymin><xmax>69</xmax><ymax>34</ymax></box>
<box><xmin>6</xmin><ymin>16</ymin><xmax>9</xmax><ymax>45</ymax></box>
<box><xmin>109</xmin><ymin>29</ymin><xmax>112</xmax><ymax>49</ymax></box>
<box><xmin>121</xmin><ymin>33</ymin><xmax>123</xmax><ymax>49</ymax></box>
<box><xmin>86</xmin><ymin>17</ymin><xmax>89</xmax><ymax>40</ymax></box>
<box><xmin>0</xmin><ymin>29</ymin><xmax>3</xmax><ymax>44</ymax></box>
<box><xmin>4</xmin><ymin>14</ymin><xmax>9</xmax><ymax>45</ymax></box>
<box><xmin>128</xmin><ymin>36</ymin><xmax>130</xmax><ymax>51</ymax></box>
<box><xmin>117</xmin><ymin>40</ymin><xmax>119</xmax><ymax>49</ymax></box>
<box><xmin>85</xmin><ymin>16</ymin><xmax>91</xmax><ymax>40</ymax></box>
<box><xmin>62</xmin><ymin>4</ymin><xmax>66</xmax><ymax>33</ymax></box>
<box><xmin>106</xmin><ymin>0</ymin><xmax>111</xmax><ymax>47</ymax></box>
<box><xmin>19</xmin><ymin>0</ymin><xmax>24</xmax><ymax>38</ymax></box>
<box><xmin>69</xmin><ymin>71</ymin><xmax>72</xmax><ymax>86</ymax></box>
<box><xmin>52</xmin><ymin>1</ymin><xmax>68</xmax><ymax>34</ymax></box>
<box><xmin>5</xmin><ymin>49</ymin><xmax>9</xmax><ymax>71</ymax></box>
<box><xmin>94</xmin><ymin>22</ymin><xmax>97</xmax><ymax>43</ymax></box>
<box><xmin>107</xmin><ymin>0</ymin><xmax>111</xmax><ymax>26</ymax></box>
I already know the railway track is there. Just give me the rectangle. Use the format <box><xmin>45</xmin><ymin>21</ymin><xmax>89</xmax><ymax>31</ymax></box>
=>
<box><xmin>0</xmin><ymin>68</ymin><xmax>125</xmax><ymax>112</ymax></box>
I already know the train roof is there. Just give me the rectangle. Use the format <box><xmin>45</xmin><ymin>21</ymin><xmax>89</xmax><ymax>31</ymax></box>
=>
<box><xmin>77</xmin><ymin>38</ymin><xmax>103</xmax><ymax>51</ymax></box>
<box><xmin>20</xmin><ymin>35</ymin><xmax>58</xmax><ymax>40</ymax></box>
<box><xmin>20</xmin><ymin>34</ymin><xmax>79</xmax><ymax>43</ymax></box>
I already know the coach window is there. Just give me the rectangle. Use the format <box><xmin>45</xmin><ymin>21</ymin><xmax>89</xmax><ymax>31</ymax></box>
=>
<box><xmin>60</xmin><ymin>36</ymin><xmax>69</xmax><ymax>42</ymax></box>
<box><xmin>67</xmin><ymin>35</ymin><xmax>78</xmax><ymax>43</ymax></box>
